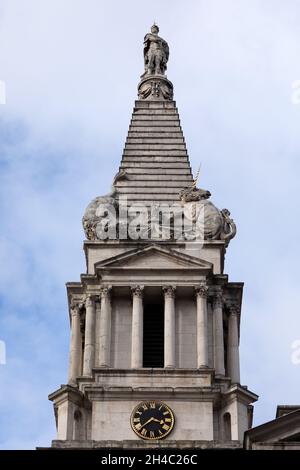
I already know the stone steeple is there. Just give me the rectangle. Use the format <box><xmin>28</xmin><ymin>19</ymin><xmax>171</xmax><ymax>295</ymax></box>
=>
<box><xmin>48</xmin><ymin>25</ymin><xmax>258</xmax><ymax>449</ymax></box>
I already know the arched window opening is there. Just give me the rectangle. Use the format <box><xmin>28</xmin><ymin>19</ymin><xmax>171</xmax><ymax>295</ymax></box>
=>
<box><xmin>223</xmin><ymin>412</ymin><xmax>232</xmax><ymax>441</ymax></box>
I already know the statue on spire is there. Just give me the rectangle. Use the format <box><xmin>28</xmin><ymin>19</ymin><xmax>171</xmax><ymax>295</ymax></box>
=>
<box><xmin>143</xmin><ymin>24</ymin><xmax>169</xmax><ymax>76</ymax></box>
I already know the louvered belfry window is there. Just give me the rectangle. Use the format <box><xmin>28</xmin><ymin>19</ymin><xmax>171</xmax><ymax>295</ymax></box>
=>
<box><xmin>143</xmin><ymin>303</ymin><xmax>164</xmax><ymax>368</ymax></box>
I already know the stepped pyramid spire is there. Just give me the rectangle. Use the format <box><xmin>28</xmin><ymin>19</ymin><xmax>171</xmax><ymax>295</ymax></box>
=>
<box><xmin>114</xmin><ymin>23</ymin><xmax>193</xmax><ymax>205</ymax></box>
<box><xmin>116</xmin><ymin>96</ymin><xmax>193</xmax><ymax>205</ymax></box>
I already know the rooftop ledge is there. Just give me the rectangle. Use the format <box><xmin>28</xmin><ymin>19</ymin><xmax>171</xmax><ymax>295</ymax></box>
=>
<box><xmin>83</xmin><ymin>239</ymin><xmax>227</xmax><ymax>247</ymax></box>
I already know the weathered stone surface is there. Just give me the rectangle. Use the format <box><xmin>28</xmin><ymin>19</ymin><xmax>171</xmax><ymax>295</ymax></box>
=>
<box><xmin>116</xmin><ymin>187</ymin><xmax>185</xmax><ymax>194</ymax></box>
<box><xmin>131</xmin><ymin>114</ymin><xmax>179</xmax><ymax>121</ymax></box>
<box><xmin>129</xmin><ymin>126</ymin><xmax>182</xmax><ymax>132</ymax></box>
<box><xmin>124</xmin><ymin>152</ymin><xmax>187</xmax><ymax>158</ymax></box>
<box><xmin>120</xmin><ymin>162</ymin><xmax>190</xmax><ymax>168</ymax></box>
<box><xmin>136</xmin><ymin>100</ymin><xmax>174</xmax><ymax>107</ymax></box>
<box><xmin>122</xmin><ymin>168</ymin><xmax>191</xmax><ymax>175</ymax></box>
<box><xmin>128</xmin><ymin>131</ymin><xmax>183</xmax><ymax>138</ymax></box>
<box><xmin>126</xmin><ymin>145</ymin><xmax>187</xmax><ymax>151</ymax></box>
<box><xmin>51</xmin><ymin>439</ymin><xmax>242</xmax><ymax>449</ymax></box>
<box><xmin>117</xmin><ymin>181</ymin><xmax>191</xmax><ymax>187</ymax></box>
<box><xmin>127</xmin><ymin>138</ymin><xmax>185</xmax><ymax>144</ymax></box>
<box><xmin>122</xmin><ymin>157</ymin><xmax>189</xmax><ymax>163</ymax></box>
<box><xmin>134</xmin><ymin>108</ymin><xmax>178</xmax><ymax>114</ymax></box>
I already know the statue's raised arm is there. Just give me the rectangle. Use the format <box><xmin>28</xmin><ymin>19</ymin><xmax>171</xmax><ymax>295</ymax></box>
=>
<box><xmin>143</xmin><ymin>24</ymin><xmax>169</xmax><ymax>76</ymax></box>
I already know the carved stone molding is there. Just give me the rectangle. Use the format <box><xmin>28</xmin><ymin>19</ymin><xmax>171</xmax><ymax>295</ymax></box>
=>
<box><xmin>195</xmin><ymin>283</ymin><xmax>208</xmax><ymax>298</ymax></box>
<box><xmin>162</xmin><ymin>285</ymin><xmax>176</xmax><ymax>298</ymax></box>
<box><xmin>138</xmin><ymin>76</ymin><xmax>173</xmax><ymax>101</ymax></box>
<box><xmin>131</xmin><ymin>285</ymin><xmax>144</xmax><ymax>298</ymax></box>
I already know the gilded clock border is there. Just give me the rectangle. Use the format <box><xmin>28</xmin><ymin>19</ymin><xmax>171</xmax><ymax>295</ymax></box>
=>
<box><xmin>130</xmin><ymin>400</ymin><xmax>175</xmax><ymax>440</ymax></box>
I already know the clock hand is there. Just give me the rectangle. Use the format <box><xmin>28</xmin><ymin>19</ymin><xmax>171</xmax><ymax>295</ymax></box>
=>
<box><xmin>140</xmin><ymin>417</ymin><xmax>155</xmax><ymax>428</ymax></box>
<box><xmin>151</xmin><ymin>418</ymin><xmax>164</xmax><ymax>425</ymax></box>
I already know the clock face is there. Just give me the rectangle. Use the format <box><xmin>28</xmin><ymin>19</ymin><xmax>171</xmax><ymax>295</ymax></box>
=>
<box><xmin>131</xmin><ymin>401</ymin><xmax>175</xmax><ymax>440</ymax></box>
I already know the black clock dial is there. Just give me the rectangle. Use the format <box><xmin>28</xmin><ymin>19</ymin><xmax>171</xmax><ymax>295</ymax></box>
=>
<box><xmin>131</xmin><ymin>401</ymin><xmax>175</xmax><ymax>440</ymax></box>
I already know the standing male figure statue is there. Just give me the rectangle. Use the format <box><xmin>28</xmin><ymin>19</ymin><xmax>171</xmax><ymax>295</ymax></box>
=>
<box><xmin>143</xmin><ymin>24</ymin><xmax>169</xmax><ymax>76</ymax></box>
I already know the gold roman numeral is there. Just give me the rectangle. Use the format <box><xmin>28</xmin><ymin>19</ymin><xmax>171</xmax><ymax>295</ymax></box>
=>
<box><xmin>142</xmin><ymin>404</ymin><xmax>148</xmax><ymax>411</ymax></box>
<box><xmin>165</xmin><ymin>418</ymin><xmax>172</xmax><ymax>423</ymax></box>
<box><xmin>162</xmin><ymin>424</ymin><xmax>170</xmax><ymax>431</ymax></box>
<box><xmin>133</xmin><ymin>417</ymin><xmax>140</xmax><ymax>423</ymax></box>
<box><xmin>150</xmin><ymin>431</ymin><xmax>155</xmax><ymax>438</ymax></box>
<box><xmin>141</xmin><ymin>428</ymin><xmax>147</xmax><ymax>436</ymax></box>
<box><xmin>135</xmin><ymin>423</ymin><xmax>142</xmax><ymax>430</ymax></box>
<box><xmin>150</xmin><ymin>402</ymin><xmax>156</xmax><ymax>409</ymax></box>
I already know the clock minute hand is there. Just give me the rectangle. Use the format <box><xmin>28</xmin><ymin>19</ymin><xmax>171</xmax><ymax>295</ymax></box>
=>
<box><xmin>140</xmin><ymin>417</ymin><xmax>155</xmax><ymax>428</ymax></box>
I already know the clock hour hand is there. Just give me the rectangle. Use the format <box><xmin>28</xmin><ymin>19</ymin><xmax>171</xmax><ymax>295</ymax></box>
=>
<box><xmin>152</xmin><ymin>418</ymin><xmax>164</xmax><ymax>425</ymax></box>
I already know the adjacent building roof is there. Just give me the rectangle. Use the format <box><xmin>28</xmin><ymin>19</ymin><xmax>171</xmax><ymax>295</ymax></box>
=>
<box><xmin>244</xmin><ymin>406</ymin><xmax>300</xmax><ymax>450</ymax></box>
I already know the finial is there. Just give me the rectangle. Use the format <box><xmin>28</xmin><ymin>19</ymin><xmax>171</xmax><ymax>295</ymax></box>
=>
<box><xmin>192</xmin><ymin>164</ymin><xmax>201</xmax><ymax>188</ymax></box>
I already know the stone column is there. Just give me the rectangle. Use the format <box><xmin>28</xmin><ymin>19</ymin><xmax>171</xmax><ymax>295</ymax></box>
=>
<box><xmin>131</xmin><ymin>286</ymin><xmax>144</xmax><ymax>368</ymax></box>
<box><xmin>68</xmin><ymin>302</ymin><xmax>82</xmax><ymax>384</ymax></box>
<box><xmin>227</xmin><ymin>305</ymin><xmax>241</xmax><ymax>383</ymax></box>
<box><xmin>195</xmin><ymin>283</ymin><xmax>209</xmax><ymax>368</ymax></box>
<box><xmin>163</xmin><ymin>286</ymin><xmax>176</xmax><ymax>368</ymax></box>
<box><xmin>82</xmin><ymin>295</ymin><xmax>96</xmax><ymax>376</ymax></box>
<box><xmin>98</xmin><ymin>287</ymin><xmax>112</xmax><ymax>368</ymax></box>
<box><xmin>213</xmin><ymin>289</ymin><xmax>225</xmax><ymax>376</ymax></box>
<box><xmin>94</xmin><ymin>296</ymin><xmax>101</xmax><ymax>367</ymax></box>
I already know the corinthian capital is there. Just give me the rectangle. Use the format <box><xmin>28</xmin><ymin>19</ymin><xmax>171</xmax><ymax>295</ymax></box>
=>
<box><xmin>70</xmin><ymin>299</ymin><xmax>81</xmax><ymax>316</ymax></box>
<box><xmin>162</xmin><ymin>285</ymin><xmax>176</xmax><ymax>298</ymax></box>
<box><xmin>131</xmin><ymin>285</ymin><xmax>144</xmax><ymax>298</ymax></box>
<box><xmin>213</xmin><ymin>289</ymin><xmax>223</xmax><ymax>308</ymax></box>
<box><xmin>228</xmin><ymin>304</ymin><xmax>241</xmax><ymax>316</ymax></box>
<box><xmin>195</xmin><ymin>282</ymin><xmax>208</xmax><ymax>298</ymax></box>
<box><xmin>99</xmin><ymin>286</ymin><xmax>112</xmax><ymax>298</ymax></box>
<box><xmin>85</xmin><ymin>294</ymin><xmax>95</xmax><ymax>308</ymax></box>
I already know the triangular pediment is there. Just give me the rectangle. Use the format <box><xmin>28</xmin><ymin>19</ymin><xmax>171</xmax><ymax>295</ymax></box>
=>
<box><xmin>95</xmin><ymin>245</ymin><xmax>213</xmax><ymax>271</ymax></box>
<box><xmin>245</xmin><ymin>408</ymin><xmax>300</xmax><ymax>447</ymax></box>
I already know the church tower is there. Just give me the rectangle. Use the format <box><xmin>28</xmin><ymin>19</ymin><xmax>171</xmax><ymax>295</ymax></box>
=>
<box><xmin>49</xmin><ymin>25</ymin><xmax>258</xmax><ymax>448</ymax></box>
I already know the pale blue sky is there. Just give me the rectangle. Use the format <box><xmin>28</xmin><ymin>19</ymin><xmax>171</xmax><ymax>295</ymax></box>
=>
<box><xmin>0</xmin><ymin>0</ymin><xmax>300</xmax><ymax>449</ymax></box>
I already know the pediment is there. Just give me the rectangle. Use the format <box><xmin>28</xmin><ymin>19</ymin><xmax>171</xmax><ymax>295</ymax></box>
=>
<box><xmin>95</xmin><ymin>245</ymin><xmax>213</xmax><ymax>272</ymax></box>
<box><xmin>245</xmin><ymin>409</ymin><xmax>300</xmax><ymax>447</ymax></box>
